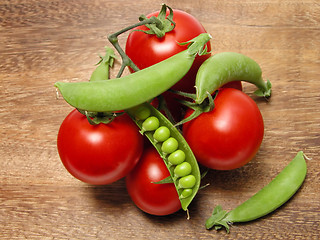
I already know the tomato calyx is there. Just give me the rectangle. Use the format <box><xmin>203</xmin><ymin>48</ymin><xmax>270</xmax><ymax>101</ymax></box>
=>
<box><xmin>77</xmin><ymin>109</ymin><xmax>124</xmax><ymax>125</ymax></box>
<box><xmin>137</xmin><ymin>4</ymin><xmax>175</xmax><ymax>38</ymax></box>
<box><xmin>170</xmin><ymin>90</ymin><xmax>217</xmax><ymax>126</ymax></box>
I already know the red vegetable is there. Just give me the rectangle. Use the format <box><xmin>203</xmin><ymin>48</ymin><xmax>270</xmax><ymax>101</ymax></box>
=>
<box><xmin>126</xmin><ymin>147</ymin><xmax>181</xmax><ymax>216</ymax></box>
<box><xmin>57</xmin><ymin>109</ymin><xmax>144</xmax><ymax>185</ymax></box>
<box><xmin>183</xmin><ymin>88</ymin><xmax>264</xmax><ymax>170</ymax></box>
<box><xmin>125</xmin><ymin>8</ymin><xmax>211</xmax><ymax>120</ymax></box>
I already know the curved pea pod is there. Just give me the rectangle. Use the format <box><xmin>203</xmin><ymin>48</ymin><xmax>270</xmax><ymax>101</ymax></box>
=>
<box><xmin>55</xmin><ymin>33</ymin><xmax>212</xmax><ymax>112</ymax></box>
<box><xmin>127</xmin><ymin>103</ymin><xmax>201</xmax><ymax>212</ymax></box>
<box><xmin>206</xmin><ymin>151</ymin><xmax>307</xmax><ymax>233</ymax></box>
<box><xmin>195</xmin><ymin>52</ymin><xmax>272</xmax><ymax>105</ymax></box>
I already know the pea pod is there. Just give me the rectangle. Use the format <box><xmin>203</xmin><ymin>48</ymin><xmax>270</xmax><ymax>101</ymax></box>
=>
<box><xmin>127</xmin><ymin>103</ymin><xmax>201</xmax><ymax>211</ymax></box>
<box><xmin>195</xmin><ymin>52</ymin><xmax>272</xmax><ymax>105</ymax></box>
<box><xmin>55</xmin><ymin>33</ymin><xmax>211</xmax><ymax>112</ymax></box>
<box><xmin>206</xmin><ymin>151</ymin><xmax>307</xmax><ymax>233</ymax></box>
<box><xmin>89</xmin><ymin>46</ymin><xmax>116</xmax><ymax>82</ymax></box>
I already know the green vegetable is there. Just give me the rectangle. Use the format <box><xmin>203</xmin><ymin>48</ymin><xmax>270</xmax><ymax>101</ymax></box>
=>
<box><xmin>174</xmin><ymin>162</ymin><xmax>192</xmax><ymax>178</ymax></box>
<box><xmin>168</xmin><ymin>150</ymin><xmax>186</xmax><ymax>166</ymax></box>
<box><xmin>161</xmin><ymin>137</ymin><xmax>179</xmax><ymax>155</ymax></box>
<box><xmin>153</xmin><ymin>126</ymin><xmax>171</xmax><ymax>142</ymax></box>
<box><xmin>180</xmin><ymin>189</ymin><xmax>193</xmax><ymax>199</ymax></box>
<box><xmin>89</xmin><ymin>47</ymin><xmax>116</xmax><ymax>82</ymax></box>
<box><xmin>173</xmin><ymin>51</ymin><xmax>272</xmax><ymax>126</ymax></box>
<box><xmin>127</xmin><ymin>103</ymin><xmax>201</xmax><ymax>211</ymax></box>
<box><xmin>141</xmin><ymin>116</ymin><xmax>160</xmax><ymax>133</ymax></box>
<box><xmin>196</xmin><ymin>52</ymin><xmax>272</xmax><ymax>105</ymax></box>
<box><xmin>131</xmin><ymin>104</ymin><xmax>151</xmax><ymax>120</ymax></box>
<box><xmin>54</xmin><ymin>33</ymin><xmax>211</xmax><ymax>112</ymax></box>
<box><xmin>206</xmin><ymin>151</ymin><xmax>307</xmax><ymax>233</ymax></box>
<box><xmin>178</xmin><ymin>175</ymin><xmax>196</xmax><ymax>189</ymax></box>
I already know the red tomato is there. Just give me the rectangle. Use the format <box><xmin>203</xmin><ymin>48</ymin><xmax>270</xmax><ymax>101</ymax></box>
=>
<box><xmin>183</xmin><ymin>88</ymin><xmax>264</xmax><ymax>170</ymax></box>
<box><xmin>125</xmin><ymin>9</ymin><xmax>212</xmax><ymax>120</ymax></box>
<box><xmin>126</xmin><ymin>147</ymin><xmax>181</xmax><ymax>216</ymax></box>
<box><xmin>57</xmin><ymin>109</ymin><xmax>144</xmax><ymax>185</ymax></box>
<box><xmin>221</xmin><ymin>81</ymin><xmax>243</xmax><ymax>91</ymax></box>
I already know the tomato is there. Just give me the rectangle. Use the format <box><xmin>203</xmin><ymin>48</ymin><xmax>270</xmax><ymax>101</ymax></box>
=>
<box><xmin>125</xmin><ymin>9</ymin><xmax>211</xmax><ymax>120</ymax></box>
<box><xmin>57</xmin><ymin>109</ymin><xmax>144</xmax><ymax>185</ymax></box>
<box><xmin>126</xmin><ymin>147</ymin><xmax>181</xmax><ymax>216</ymax></box>
<box><xmin>183</xmin><ymin>88</ymin><xmax>264</xmax><ymax>170</ymax></box>
<box><xmin>221</xmin><ymin>81</ymin><xmax>243</xmax><ymax>91</ymax></box>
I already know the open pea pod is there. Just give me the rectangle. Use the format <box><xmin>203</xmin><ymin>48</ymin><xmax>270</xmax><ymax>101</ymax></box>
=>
<box><xmin>127</xmin><ymin>103</ymin><xmax>201</xmax><ymax>211</ymax></box>
<box><xmin>55</xmin><ymin>33</ymin><xmax>211</xmax><ymax>112</ymax></box>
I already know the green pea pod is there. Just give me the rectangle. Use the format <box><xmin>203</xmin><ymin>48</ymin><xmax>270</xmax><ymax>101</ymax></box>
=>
<box><xmin>127</xmin><ymin>103</ymin><xmax>201</xmax><ymax>212</ymax></box>
<box><xmin>55</xmin><ymin>33</ymin><xmax>211</xmax><ymax>112</ymax></box>
<box><xmin>195</xmin><ymin>52</ymin><xmax>272</xmax><ymax>105</ymax></box>
<box><xmin>206</xmin><ymin>151</ymin><xmax>307</xmax><ymax>233</ymax></box>
<box><xmin>89</xmin><ymin>46</ymin><xmax>116</xmax><ymax>82</ymax></box>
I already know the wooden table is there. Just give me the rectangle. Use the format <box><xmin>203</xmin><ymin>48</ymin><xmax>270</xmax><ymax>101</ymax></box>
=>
<box><xmin>1</xmin><ymin>0</ymin><xmax>319</xmax><ymax>239</ymax></box>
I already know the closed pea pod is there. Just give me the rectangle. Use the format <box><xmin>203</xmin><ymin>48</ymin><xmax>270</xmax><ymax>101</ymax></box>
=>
<box><xmin>173</xmin><ymin>51</ymin><xmax>273</xmax><ymax>127</ymax></box>
<box><xmin>206</xmin><ymin>151</ymin><xmax>307</xmax><ymax>233</ymax></box>
<box><xmin>55</xmin><ymin>33</ymin><xmax>211</xmax><ymax>112</ymax></box>
<box><xmin>127</xmin><ymin>102</ymin><xmax>201</xmax><ymax>212</ymax></box>
<box><xmin>195</xmin><ymin>52</ymin><xmax>272</xmax><ymax>105</ymax></box>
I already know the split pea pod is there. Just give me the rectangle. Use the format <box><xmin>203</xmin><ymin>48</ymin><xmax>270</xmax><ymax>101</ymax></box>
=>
<box><xmin>127</xmin><ymin>103</ymin><xmax>201</xmax><ymax>211</ymax></box>
<box><xmin>55</xmin><ymin>33</ymin><xmax>211</xmax><ymax>112</ymax></box>
<box><xmin>206</xmin><ymin>151</ymin><xmax>307</xmax><ymax>233</ymax></box>
<box><xmin>195</xmin><ymin>52</ymin><xmax>272</xmax><ymax>105</ymax></box>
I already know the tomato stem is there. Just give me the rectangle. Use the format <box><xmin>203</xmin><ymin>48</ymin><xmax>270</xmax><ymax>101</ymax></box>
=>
<box><xmin>107</xmin><ymin>4</ymin><xmax>176</xmax><ymax>78</ymax></box>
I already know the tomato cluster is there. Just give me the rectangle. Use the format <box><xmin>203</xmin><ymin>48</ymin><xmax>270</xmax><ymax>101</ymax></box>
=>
<box><xmin>57</xmin><ymin>8</ymin><xmax>264</xmax><ymax>216</ymax></box>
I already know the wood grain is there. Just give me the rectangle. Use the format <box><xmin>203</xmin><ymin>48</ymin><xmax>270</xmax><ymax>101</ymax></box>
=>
<box><xmin>0</xmin><ymin>0</ymin><xmax>319</xmax><ymax>239</ymax></box>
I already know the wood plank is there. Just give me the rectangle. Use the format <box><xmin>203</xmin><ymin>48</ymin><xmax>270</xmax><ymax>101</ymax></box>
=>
<box><xmin>0</xmin><ymin>0</ymin><xmax>319</xmax><ymax>239</ymax></box>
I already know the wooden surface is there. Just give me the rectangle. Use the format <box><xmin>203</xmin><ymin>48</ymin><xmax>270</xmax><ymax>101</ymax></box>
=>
<box><xmin>1</xmin><ymin>0</ymin><xmax>319</xmax><ymax>239</ymax></box>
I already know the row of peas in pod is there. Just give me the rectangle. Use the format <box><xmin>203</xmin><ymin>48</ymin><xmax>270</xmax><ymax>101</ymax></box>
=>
<box><xmin>127</xmin><ymin>102</ymin><xmax>201</xmax><ymax>206</ymax></box>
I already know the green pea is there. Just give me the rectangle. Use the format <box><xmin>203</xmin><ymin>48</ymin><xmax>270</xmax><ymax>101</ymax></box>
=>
<box><xmin>141</xmin><ymin>116</ymin><xmax>160</xmax><ymax>133</ymax></box>
<box><xmin>134</xmin><ymin>105</ymin><xmax>151</xmax><ymax>120</ymax></box>
<box><xmin>161</xmin><ymin>137</ymin><xmax>178</xmax><ymax>154</ymax></box>
<box><xmin>174</xmin><ymin>162</ymin><xmax>192</xmax><ymax>178</ymax></box>
<box><xmin>168</xmin><ymin>150</ymin><xmax>186</xmax><ymax>166</ymax></box>
<box><xmin>153</xmin><ymin>126</ymin><xmax>170</xmax><ymax>142</ymax></box>
<box><xmin>180</xmin><ymin>189</ymin><xmax>193</xmax><ymax>199</ymax></box>
<box><xmin>178</xmin><ymin>175</ymin><xmax>196</xmax><ymax>189</ymax></box>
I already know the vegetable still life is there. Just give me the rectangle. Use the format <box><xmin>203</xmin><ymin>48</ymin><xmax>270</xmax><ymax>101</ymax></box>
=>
<box><xmin>55</xmin><ymin>4</ymin><xmax>309</xmax><ymax>234</ymax></box>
